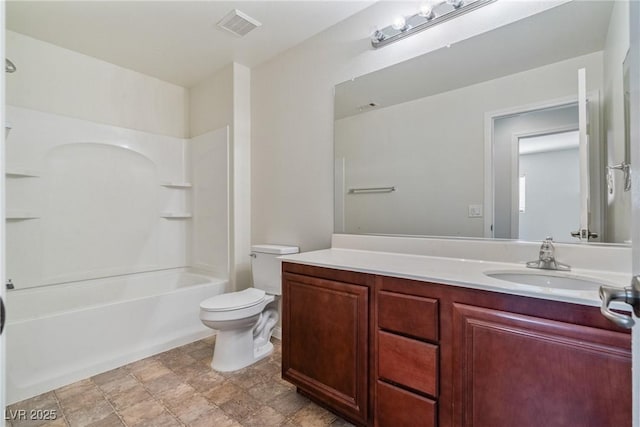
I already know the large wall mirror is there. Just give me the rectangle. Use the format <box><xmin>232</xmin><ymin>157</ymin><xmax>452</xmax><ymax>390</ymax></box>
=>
<box><xmin>334</xmin><ymin>0</ymin><xmax>631</xmax><ymax>244</ymax></box>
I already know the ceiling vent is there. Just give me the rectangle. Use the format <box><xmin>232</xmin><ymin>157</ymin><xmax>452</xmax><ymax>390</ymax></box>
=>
<box><xmin>217</xmin><ymin>9</ymin><xmax>262</xmax><ymax>37</ymax></box>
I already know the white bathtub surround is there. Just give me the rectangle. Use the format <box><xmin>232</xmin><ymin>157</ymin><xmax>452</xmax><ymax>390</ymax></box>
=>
<box><xmin>5</xmin><ymin>269</ymin><xmax>226</xmax><ymax>405</ymax></box>
<box><xmin>6</xmin><ymin>106</ymin><xmax>231</xmax><ymax>289</ymax></box>
<box><xmin>6</xmin><ymin>106</ymin><xmax>192</xmax><ymax>289</ymax></box>
<box><xmin>4</xmin><ymin>106</ymin><xmax>232</xmax><ymax>404</ymax></box>
<box><xmin>277</xmin><ymin>234</ymin><xmax>632</xmax><ymax>309</ymax></box>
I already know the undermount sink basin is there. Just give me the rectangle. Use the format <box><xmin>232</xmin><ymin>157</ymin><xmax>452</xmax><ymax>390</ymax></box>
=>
<box><xmin>484</xmin><ymin>270</ymin><xmax>606</xmax><ymax>291</ymax></box>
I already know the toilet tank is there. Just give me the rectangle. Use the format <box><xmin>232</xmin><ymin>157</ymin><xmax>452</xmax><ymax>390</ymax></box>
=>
<box><xmin>251</xmin><ymin>244</ymin><xmax>299</xmax><ymax>295</ymax></box>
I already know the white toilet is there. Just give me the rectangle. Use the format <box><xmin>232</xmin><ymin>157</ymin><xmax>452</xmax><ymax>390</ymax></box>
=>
<box><xmin>199</xmin><ymin>244</ymin><xmax>299</xmax><ymax>372</ymax></box>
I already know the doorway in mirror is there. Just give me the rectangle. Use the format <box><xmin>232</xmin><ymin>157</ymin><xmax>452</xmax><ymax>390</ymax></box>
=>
<box><xmin>517</xmin><ymin>130</ymin><xmax>580</xmax><ymax>243</ymax></box>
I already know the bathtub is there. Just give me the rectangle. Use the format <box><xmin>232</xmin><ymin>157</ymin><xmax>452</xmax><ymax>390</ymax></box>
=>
<box><xmin>5</xmin><ymin>268</ymin><xmax>226</xmax><ymax>404</ymax></box>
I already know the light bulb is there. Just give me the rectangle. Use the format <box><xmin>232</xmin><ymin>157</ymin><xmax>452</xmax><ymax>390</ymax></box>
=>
<box><xmin>419</xmin><ymin>4</ymin><xmax>435</xmax><ymax>20</ymax></box>
<box><xmin>391</xmin><ymin>16</ymin><xmax>407</xmax><ymax>31</ymax></box>
<box><xmin>372</xmin><ymin>30</ymin><xmax>385</xmax><ymax>43</ymax></box>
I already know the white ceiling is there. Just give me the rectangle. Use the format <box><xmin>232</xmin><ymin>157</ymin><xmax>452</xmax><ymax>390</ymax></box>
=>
<box><xmin>335</xmin><ymin>0</ymin><xmax>614</xmax><ymax>119</ymax></box>
<box><xmin>6</xmin><ymin>1</ymin><xmax>374</xmax><ymax>88</ymax></box>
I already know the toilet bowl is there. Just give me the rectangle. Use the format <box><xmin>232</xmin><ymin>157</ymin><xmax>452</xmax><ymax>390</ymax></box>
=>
<box><xmin>199</xmin><ymin>244</ymin><xmax>298</xmax><ymax>372</ymax></box>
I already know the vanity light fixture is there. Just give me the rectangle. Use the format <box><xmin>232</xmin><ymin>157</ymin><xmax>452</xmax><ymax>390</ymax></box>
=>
<box><xmin>371</xmin><ymin>0</ymin><xmax>496</xmax><ymax>49</ymax></box>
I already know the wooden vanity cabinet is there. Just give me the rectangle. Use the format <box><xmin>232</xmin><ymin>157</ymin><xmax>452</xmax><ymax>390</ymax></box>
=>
<box><xmin>375</xmin><ymin>285</ymin><xmax>440</xmax><ymax>427</ymax></box>
<box><xmin>378</xmin><ymin>276</ymin><xmax>632</xmax><ymax>427</ymax></box>
<box><xmin>452</xmin><ymin>302</ymin><xmax>631</xmax><ymax>427</ymax></box>
<box><xmin>281</xmin><ymin>263</ymin><xmax>374</xmax><ymax>426</ymax></box>
<box><xmin>282</xmin><ymin>263</ymin><xmax>632</xmax><ymax>427</ymax></box>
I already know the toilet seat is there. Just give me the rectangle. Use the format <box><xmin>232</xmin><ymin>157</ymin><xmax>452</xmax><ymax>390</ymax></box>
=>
<box><xmin>200</xmin><ymin>288</ymin><xmax>266</xmax><ymax>312</ymax></box>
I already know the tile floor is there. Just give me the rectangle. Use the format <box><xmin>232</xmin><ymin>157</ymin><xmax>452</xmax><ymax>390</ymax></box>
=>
<box><xmin>5</xmin><ymin>337</ymin><xmax>354</xmax><ymax>427</ymax></box>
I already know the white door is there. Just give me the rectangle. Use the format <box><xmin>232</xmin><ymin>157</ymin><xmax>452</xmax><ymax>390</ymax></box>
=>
<box><xmin>1</xmin><ymin>1</ymin><xmax>7</xmax><ymax>423</ymax></box>
<box><xmin>631</xmin><ymin>3</ymin><xmax>640</xmax><ymax>425</ymax></box>
<box><xmin>601</xmin><ymin>2</ymin><xmax>640</xmax><ymax>425</ymax></box>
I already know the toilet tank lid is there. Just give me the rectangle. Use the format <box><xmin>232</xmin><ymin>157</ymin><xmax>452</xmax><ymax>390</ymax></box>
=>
<box><xmin>251</xmin><ymin>244</ymin><xmax>299</xmax><ymax>255</ymax></box>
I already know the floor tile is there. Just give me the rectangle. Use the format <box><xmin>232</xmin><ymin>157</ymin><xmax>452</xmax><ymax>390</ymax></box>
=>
<box><xmin>91</xmin><ymin>368</ymin><xmax>129</xmax><ymax>387</ymax></box>
<box><xmin>201</xmin><ymin>381</ymin><xmax>244</xmax><ymax>406</ymax></box>
<box><xmin>269</xmin><ymin>389</ymin><xmax>312</xmax><ymax>418</ymax></box>
<box><xmin>186</xmin><ymin>370</ymin><xmax>225</xmax><ymax>393</ymax></box>
<box><xmin>171</xmin><ymin>395</ymin><xmax>214</xmax><ymax>425</ymax></box>
<box><xmin>143</xmin><ymin>372</ymin><xmax>184</xmax><ymax>396</ymax></box>
<box><xmin>118</xmin><ymin>400</ymin><xmax>166</xmax><ymax>426</ymax></box>
<box><xmin>7</xmin><ymin>337</ymin><xmax>350</xmax><ymax>427</ymax></box>
<box><xmin>65</xmin><ymin>400</ymin><xmax>113</xmax><ymax>427</ymax></box>
<box><xmin>242</xmin><ymin>406</ymin><xmax>287</xmax><ymax>427</ymax></box>
<box><xmin>219</xmin><ymin>392</ymin><xmax>263</xmax><ymax>421</ymax></box>
<box><xmin>129</xmin><ymin>361</ymin><xmax>172</xmax><ymax>383</ymax></box>
<box><xmin>98</xmin><ymin>374</ymin><xmax>139</xmax><ymax>397</ymax></box>
<box><xmin>7</xmin><ymin>392</ymin><xmax>62</xmax><ymax>427</ymax></box>
<box><xmin>187</xmin><ymin>406</ymin><xmax>241</xmax><ymax>427</ymax></box>
<box><xmin>55</xmin><ymin>380</ymin><xmax>95</xmax><ymax>403</ymax></box>
<box><xmin>289</xmin><ymin>403</ymin><xmax>338</xmax><ymax>427</ymax></box>
<box><xmin>58</xmin><ymin>388</ymin><xmax>106</xmax><ymax>416</ymax></box>
<box><xmin>106</xmin><ymin>384</ymin><xmax>152</xmax><ymax>412</ymax></box>
<box><xmin>247</xmin><ymin>377</ymin><xmax>292</xmax><ymax>403</ymax></box>
<box><xmin>156</xmin><ymin>383</ymin><xmax>198</xmax><ymax>412</ymax></box>
<box><xmin>87</xmin><ymin>413</ymin><xmax>125</xmax><ymax>427</ymax></box>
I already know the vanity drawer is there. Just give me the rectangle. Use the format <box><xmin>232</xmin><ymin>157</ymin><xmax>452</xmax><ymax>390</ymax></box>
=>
<box><xmin>376</xmin><ymin>380</ymin><xmax>436</xmax><ymax>427</ymax></box>
<box><xmin>378</xmin><ymin>330</ymin><xmax>438</xmax><ymax>397</ymax></box>
<box><xmin>378</xmin><ymin>291</ymin><xmax>438</xmax><ymax>341</ymax></box>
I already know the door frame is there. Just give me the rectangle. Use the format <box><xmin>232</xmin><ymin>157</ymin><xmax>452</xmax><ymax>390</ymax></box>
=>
<box><xmin>484</xmin><ymin>92</ymin><xmax>601</xmax><ymax>239</ymax></box>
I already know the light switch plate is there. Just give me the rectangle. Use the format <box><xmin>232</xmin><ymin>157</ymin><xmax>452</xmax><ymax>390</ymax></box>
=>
<box><xmin>468</xmin><ymin>204</ymin><xmax>483</xmax><ymax>218</ymax></box>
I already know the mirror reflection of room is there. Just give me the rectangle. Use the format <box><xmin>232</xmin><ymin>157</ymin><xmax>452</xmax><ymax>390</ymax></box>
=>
<box><xmin>334</xmin><ymin>0</ymin><xmax>630</xmax><ymax>244</ymax></box>
<box><xmin>517</xmin><ymin>130</ymin><xmax>580</xmax><ymax>243</ymax></box>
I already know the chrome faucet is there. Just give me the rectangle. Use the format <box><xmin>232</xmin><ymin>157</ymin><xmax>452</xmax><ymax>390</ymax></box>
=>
<box><xmin>526</xmin><ymin>237</ymin><xmax>571</xmax><ymax>271</ymax></box>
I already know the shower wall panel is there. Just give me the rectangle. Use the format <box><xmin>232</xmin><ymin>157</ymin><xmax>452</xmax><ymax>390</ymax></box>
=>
<box><xmin>5</xmin><ymin>106</ymin><xmax>191</xmax><ymax>289</ymax></box>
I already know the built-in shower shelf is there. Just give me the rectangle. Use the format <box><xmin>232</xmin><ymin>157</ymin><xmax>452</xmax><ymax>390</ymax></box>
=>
<box><xmin>6</xmin><ymin>211</ymin><xmax>40</xmax><ymax>220</ymax></box>
<box><xmin>6</xmin><ymin>168</ymin><xmax>40</xmax><ymax>177</ymax></box>
<box><xmin>160</xmin><ymin>212</ymin><xmax>193</xmax><ymax>219</ymax></box>
<box><xmin>160</xmin><ymin>182</ymin><xmax>192</xmax><ymax>188</ymax></box>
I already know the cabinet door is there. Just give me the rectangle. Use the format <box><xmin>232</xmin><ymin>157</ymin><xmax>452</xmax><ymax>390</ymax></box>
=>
<box><xmin>452</xmin><ymin>303</ymin><xmax>631</xmax><ymax>427</ymax></box>
<box><xmin>282</xmin><ymin>272</ymin><xmax>369</xmax><ymax>425</ymax></box>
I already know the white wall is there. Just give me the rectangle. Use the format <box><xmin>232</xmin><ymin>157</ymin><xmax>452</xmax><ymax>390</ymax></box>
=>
<box><xmin>603</xmin><ymin>0</ymin><xmax>631</xmax><ymax>243</ymax></box>
<box><xmin>335</xmin><ymin>53</ymin><xmax>601</xmax><ymax>238</ymax></box>
<box><xmin>189</xmin><ymin>64</ymin><xmax>233</xmax><ymax>138</ymax></box>
<box><xmin>232</xmin><ymin>64</ymin><xmax>252</xmax><ymax>290</ymax></box>
<box><xmin>251</xmin><ymin>1</ymin><xmax>569</xmax><ymax>251</ymax></box>
<box><xmin>6</xmin><ymin>31</ymin><xmax>188</xmax><ymax>138</ymax></box>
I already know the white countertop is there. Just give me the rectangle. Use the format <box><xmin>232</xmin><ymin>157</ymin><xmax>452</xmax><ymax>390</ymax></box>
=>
<box><xmin>280</xmin><ymin>248</ymin><xmax>630</xmax><ymax>308</ymax></box>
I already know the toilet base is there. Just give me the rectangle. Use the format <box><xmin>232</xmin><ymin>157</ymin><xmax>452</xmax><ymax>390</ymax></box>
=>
<box><xmin>210</xmin><ymin>326</ymin><xmax>275</xmax><ymax>372</ymax></box>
